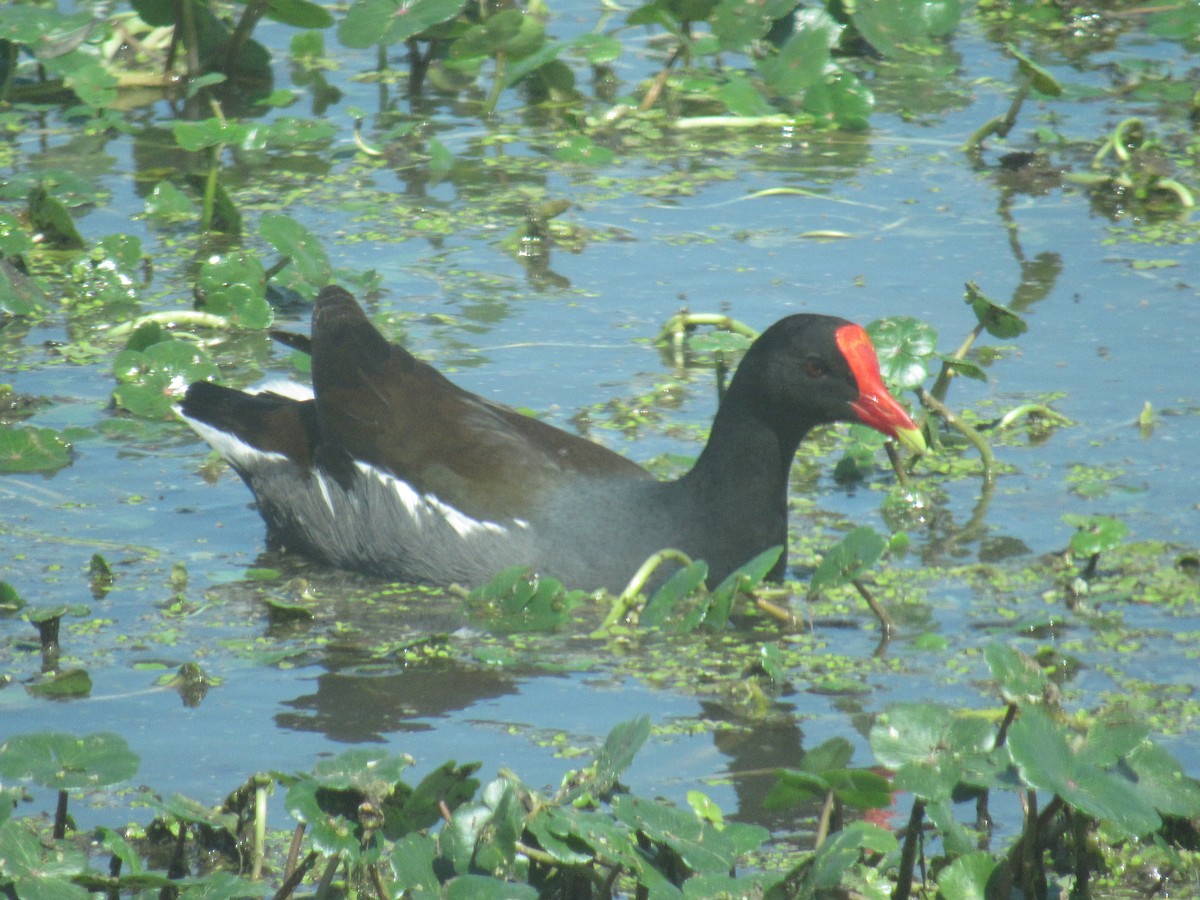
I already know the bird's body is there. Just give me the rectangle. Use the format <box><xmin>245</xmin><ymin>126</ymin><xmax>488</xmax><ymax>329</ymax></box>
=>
<box><xmin>180</xmin><ymin>286</ymin><xmax>923</xmax><ymax>591</ymax></box>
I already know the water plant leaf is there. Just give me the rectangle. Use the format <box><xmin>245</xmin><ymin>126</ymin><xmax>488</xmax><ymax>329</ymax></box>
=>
<box><xmin>266</xmin><ymin>0</ymin><xmax>334</xmax><ymax>29</ymax></box>
<box><xmin>389</xmin><ymin>832</ymin><xmax>440</xmax><ymax>893</ymax></box>
<box><xmin>712</xmin><ymin>0</ymin><xmax>797</xmax><ymax>51</ymax></box>
<box><xmin>803</xmin><ymin>821</ymin><xmax>897</xmax><ymax>891</ymax></box>
<box><xmin>173</xmin><ymin>118</ymin><xmax>252</xmax><ymax>152</ymax></box>
<box><xmin>935</xmin><ymin>848</ymin><xmax>996</xmax><ymax>899</ymax></box>
<box><xmin>0</xmin><ymin>732</ymin><xmax>139</xmax><ymax>790</ymax></box>
<box><xmin>867</xmin><ymin>316</ymin><xmax>937</xmax><ymax>390</ymax></box>
<box><xmin>851</xmin><ymin>0</ymin><xmax>961</xmax><ymax>57</ymax></box>
<box><xmin>27</xmin><ymin>668</ymin><xmax>92</xmax><ymax>698</ymax></box>
<box><xmin>612</xmin><ymin>794</ymin><xmax>754</xmax><ymax>874</ymax></box>
<box><xmin>707</xmin><ymin>545</ymin><xmax>782</xmax><ymax>626</ymax></box>
<box><xmin>641</xmin><ymin>559</ymin><xmax>707</xmax><ymax>628</ymax></box>
<box><xmin>260</xmin><ymin>213</ymin><xmax>330</xmax><ymax>293</ymax></box>
<box><xmin>758</xmin><ymin>9</ymin><xmax>840</xmax><ymax>100</ymax></box>
<box><xmin>145</xmin><ymin>181</ymin><xmax>196</xmax><ymax>220</ymax></box>
<box><xmin>553</xmin><ymin>134</ymin><xmax>615</xmax><ymax>166</ymax></box>
<box><xmin>810</xmin><ymin>526</ymin><xmax>886</xmax><ymax>593</ymax></box>
<box><xmin>963</xmin><ymin>281</ymin><xmax>1027</xmax><ymax>339</ymax></box>
<box><xmin>0</xmin><ymin>212</ymin><xmax>34</xmax><ymax>256</ymax></box>
<box><xmin>803</xmin><ymin>69</ymin><xmax>874</xmax><ymax>130</ymax></box>
<box><xmin>27</xmin><ymin>186</ymin><xmax>85</xmax><ymax>250</ymax></box>
<box><xmin>0</xmin><ymin>425</ymin><xmax>71</xmax><ymax>473</ymax></box>
<box><xmin>590</xmin><ymin>715</ymin><xmax>652</xmax><ymax>797</ymax></box>
<box><xmin>1125</xmin><ymin>742</ymin><xmax>1200</xmax><ymax>819</ymax></box>
<box><xmin>0</xmin><ymin>819</ymin><xmax>90</xmax><ymax>900</ymax></box>
<box><xmin>383</xmin><ymin>760</ymin><xmax>481</xmax><ymax>838</ymax></box>
<box><xmin>869</xmin><ymin>703</ymin><xmax>994</xmax><ymax>802</ymax></box>
<box><xmin>0</xmin><ymin>258</ymin><xmax>48</xmax><ymax>315</ymax></box>
<box><xmin>338</xmin><ymin>0</ymin><xmax>465</xmax><ymax>49</ymax></box>
<box><xmin>113</xmin><ymin>340</ymin><xmax>221</xmax><ymax>419</ymax></box>
<box><xmin>984</xmin><ymin>643</ymin><xmax>1049</xmax><ymax>705</ymax></box>
<box><xmin>1006</xmin><ymin>44</ymin><xmax>1061</xmax><ymax>97</ymax></box>
<box><xmin>1064</xmin><ymin>514</ymin><xmax>1128</xmax><ymax>558</ymax></box>
<box><xmin>444</xmin><ymin>874</ymin><xmax>537</xmax><ymax>899</ymax></box>
<box><xmin>1007</xmin><ymin>705</ymin><xmax>1160</xmax><ymax>838</ymax></box>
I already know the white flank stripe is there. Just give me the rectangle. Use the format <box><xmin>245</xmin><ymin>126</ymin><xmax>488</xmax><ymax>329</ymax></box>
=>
<box><xmin>355</xmin><ymin>461</ymin><xmax>510</xmax><ymax>538</ymax></box>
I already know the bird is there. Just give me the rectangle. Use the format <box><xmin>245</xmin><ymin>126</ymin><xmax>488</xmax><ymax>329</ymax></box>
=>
<box><xmin>179</xmin><ymin>285</ymin><xmax>925</xmax><ymax>592</ymax></box>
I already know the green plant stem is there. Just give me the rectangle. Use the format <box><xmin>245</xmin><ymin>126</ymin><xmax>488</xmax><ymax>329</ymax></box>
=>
<box><xmin>962</xmin><ymin>74</ymin><xmax>1030</xmax><ymax>152</ymax></box>
<box><xmin>853</xmin><ymin>579</ymin><xmax>894</xmax><ymax>636</ymax></box>
<box><xmin>53</xmin><ymin>789</ymin><xmax>68</xmax><ymax>839</ymax></box>
<box><xmin>892</xmin><ymin>797</ymin><xmax>925</xmax><ymax>900</ymax></box>
<box><xmin>252</xmin><ymin>782</ymin><xmax>267</xmax><ymax>880</ymax></box>
<box><xmin>273</xmin><ymin>850</ymin><xmax>318</xmax><ymax>900</ymax></box>
<box><xmin>104</xmin><ymin>311</ymin><xmax>231</xmax><ymax>340</ymax></box>
<box><xmin>484</xmin><ymin>52</ymin><xmax>506</xmax><ymax>116</ymax></box>
<box><xmin>225</xmin><ymin>0</ymin><xmax>269</xmax><ymax>77</ymax></box>
<box><xmin>177</xmin><ymin>0</ymin><xmax>202</xmax><ymax>78</ymax></box>
<box><xmin>598</xmin><ymin>549</ymin><xmax>695</xmax><ymax>633</ymax></box>
<box><xmin>814</xmin><ymin>789</ymin><xmax>836</xmax><ymax>849</ymax></box>
<box><xmin>929</xmin><ymin>322</ymin><xmax>983</xmax><ymax>404</ymax></box>
<box><xmin>918</xmin><ymin>389</ymin><xmax>994</xmax><ymax>486</ymax></box>
<box><xmin>994</xmin><ymin>403</ymin><xmax>1071</xmax><ymax>432</ymax></box>
<box><xmin>314</xmin><ymin>853</ymin><xmax>341</xmax><ymax>900</ymax></box>
<box><xmin>201</xmin><ymin>150</ymin><xmax>222</xmax><ymax>231</ymax></box>
<box><xmin>672</xmin><ymin>114</ymin><xmax>797</xmax><ymax>130</ymax></box>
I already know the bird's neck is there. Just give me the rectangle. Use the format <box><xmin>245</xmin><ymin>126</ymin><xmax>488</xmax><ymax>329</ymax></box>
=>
<box><xmin>681</xmin><ymin>398</ymin><xmax>806</xmax><ymax>512</ymax></box>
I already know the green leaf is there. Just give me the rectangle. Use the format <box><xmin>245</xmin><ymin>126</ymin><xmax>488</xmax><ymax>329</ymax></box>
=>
<box><xmin>173</xmin><ymin>118</ymin><xmax>252</xmax><ymax>152</ymax></box>
<box><xmin>553</xmin><ymin>134</ymin><xmax>615</xmax><ymax>166</ymax></box>
<box><xmin>851</xmin><ymin>0</ymin><xmax>961</xmax><ymax>57</ymax></box>
<box><xmin>0</xmin><ymin>425</ymin><xmax>71</xmax><ymax>472</ymax></box>
<box><xmin>758</xmin><ymin>9</ymin><xmax>840</xmax><ymax>99</ymax></box>
<box><xmin>1006</xmin><ymin>44</ymin><xmax>1062</xmax><ymax>97</ymax></box>
<box><xmin>869</xmin><ymin>703</ymin><xmax>994</xmax><ymax>803</ymax></box>
<box><xmin>963</xmin><ymin>281</ymin><xmax>1027</xmax><ymax>339</ymax></box>
<box><xmin>0</xmin><ymin>259</ymin><xmax>48</xmax><ymax>315</ymax></box>
<box><xmin>560</xmin><ymin>715</ymin><xmax>651</xmax><ymax>805</ymax></box>
<box><xmin>1008</xmin><ymin>706</ymin><xmax>1161</xmax><ymax>838</ymax></box>
<box><xmin>867</xmin><ymin>316</ymin><xmax>938</xmax><ymax>390</ymax></box>
<box><xmin>712</xmin><ymin>0</ymin><xmax>797</xmax><ymax>51</ymax></box>
<box><xmin>0</xmin><ymin>732</ymin><xmax>139</xmax><ymax>789</ymax></box>
<box><xmin>803</xmin><ymin>69</ymin><xmax>874</xmax><ymax>130</ymax></box>
<box><xmin>715</xmin><ymin>72</ymin><xmax>777</xmax><ymax>117</ymax></box>
<box><xmin>641</xmin><ymin>560</ymin><xmax>707</xmax><ymax>628</ymax></box>
<box><xmin>27</xmin><ymin>668</ymin><xmax>92</xmax><ymax>697</ymax></box>
<box><xmin>1126</xmin><ymin>742</ymin><xmax>1200</xmax><ymax>819</ymax></box>
<box><xmin>389</xmin><ymin>833</ymin><xmax>440</xmax><ymax>893</ymax></box>
<box><xmin>0</xmin><ymin>820</ymin><xmax>91</xmax><ymax>900</ymax></box>
<box><xmin>338</xmin><ymin>0</ymin><xmax>465</xmax><ymax>48</ymax></box>
<box><xmin>27</xmin><ymin>186</ymin><xmax>85</xmax><ymax>250</ymax></box>
<box><xmin>707</xmin><ymin>545</ymin><xmax>782</xmax><ymax>626</ymax></box>
<box><xmin>260</xmin><ymin>213</ymin><xmax>330</xmax><ymax>291</ymax></box>
<box><xmin>810</xmin><ymin>526</ymin><xmax>886</xmax><ymax>592</ymax></box>
<box><xmin>984</xmin><ymin>643</ymin><xmax>1049</xmax><ymax>705</ymax></box>
<box><xmin>266</xmin><ymin>0</ymin><xmax>334</xmax><ymax>29</ymax></box>
<box><xmin>800</xmin><ymin>736</ymin><xmax>855</xmax><ymax>773</ymax></box>
<box><xmin>383</xmin><ymin>760</ymin><xmax>481</xmax><ymax>838</ymax></box>
<box><xmin>935</xmin><ymin>849</ymin><xmax>996</xmax><ymax>899</ymax></box>
<box><xmin>1064</xmin><ymin>514</ymin><xmax>1128</xmax><ymax>557</ymax></box>
<box><xmin>112</xmin><ymin>340</ymin><xmax>220</xmax><ymax>420</ymax></box>
<box><xmin>145</xmin><ymin>181</ymin><xmax>196</xmax><ymax>220</ymax></box>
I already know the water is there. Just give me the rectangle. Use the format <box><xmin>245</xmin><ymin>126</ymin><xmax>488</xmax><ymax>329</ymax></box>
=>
<box><xmin>1</xmin><ymin>7</ymin><xmax>1197</xmax><ymax>846</ymax></box>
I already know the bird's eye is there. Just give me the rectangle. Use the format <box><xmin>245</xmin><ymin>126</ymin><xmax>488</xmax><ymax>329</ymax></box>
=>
<box><xmin>804</xmin><ymin>359</ymin><xmax>827</xmax><ymax>379</ymax></box>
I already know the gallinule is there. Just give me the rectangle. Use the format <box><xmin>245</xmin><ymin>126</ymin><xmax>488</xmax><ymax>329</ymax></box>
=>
<box><xmin>179</xmin><ymin>285</ymin><xmax>924</xmax><ymax>591</ymax></box>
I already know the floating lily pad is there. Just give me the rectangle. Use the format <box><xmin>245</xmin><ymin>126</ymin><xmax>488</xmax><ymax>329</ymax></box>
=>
<box><xmin>0</xmin><ymin>732</ymin><xmax>139</xmax><ymax>790</ymax></box>
<box><xmin>112</xmin><ymin>339</ymin><xmax>220</xmax><ymax>420</ymax></box>
<box><xmin>0</xmin><ymin>425</ymin><xmax>71</xmax><ymax>472</ymax></box>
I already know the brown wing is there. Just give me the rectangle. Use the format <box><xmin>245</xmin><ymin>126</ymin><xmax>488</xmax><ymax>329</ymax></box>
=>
<box><xmin>309</xmin><ymin>286</ymin><xmax>649</xmax><ymax>523</ymax></box>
